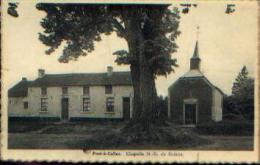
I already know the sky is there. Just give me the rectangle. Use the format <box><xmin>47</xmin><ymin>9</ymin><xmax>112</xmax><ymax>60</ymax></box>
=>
<box><xmin>2</xmin><ymin>0</ymin><xmax>258</xmax><ymax>96</ymax></box>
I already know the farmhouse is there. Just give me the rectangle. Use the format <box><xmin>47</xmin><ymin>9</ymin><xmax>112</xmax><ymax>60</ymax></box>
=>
<box><xmin>168</xmin><ymin>41</ymin><xmax>224</xmax><ymax>125</ymax></box>
<box><xmin>8</xmin><ymin>67</ymin><xmax>133</xmax><ymax>121</ymax></box>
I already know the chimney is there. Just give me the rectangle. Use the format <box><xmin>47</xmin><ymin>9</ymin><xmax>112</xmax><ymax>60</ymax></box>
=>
<box><xmin>107</xmin><ymin>66</ymin><xmax>113</xmax><ymax>76</ymax></box>
<box><xmin>38</xmin><ymin>69</ymin><xmax>45</xmax><ymax>78</ymax></box>
<box><xmin>22</xmin><ymin>77</ymin><xmax>27</xmax><ymax>81</ymax></box>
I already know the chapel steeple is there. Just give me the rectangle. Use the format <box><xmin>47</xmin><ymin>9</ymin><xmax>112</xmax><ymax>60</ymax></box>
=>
<box><xmin>190</xmin><ymin>41</ymin><xmax>201</xmax><ymax>70</ymax></box>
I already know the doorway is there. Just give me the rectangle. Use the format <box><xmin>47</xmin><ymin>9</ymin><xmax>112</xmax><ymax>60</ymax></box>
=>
<box><xmin>184</xmin><ymin>103</ymin><xmax>197</xmax><ymax>125</ymax></box>
<box><xmin>61</xmin><ymin>98</ymin><xmax>69</xmax><ymax>120</ymax></box>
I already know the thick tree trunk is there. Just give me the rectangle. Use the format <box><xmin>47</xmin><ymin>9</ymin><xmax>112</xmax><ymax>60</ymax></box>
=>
<box><xmin>124</xmin><ymin>11</ymin><xmax>158</xmax><ymax>125</ymax></box>
<box><xmin>129</xmin><ymin>58</ymin><xmax>157</xmax><ymax>123</ymax></box>
<box><xmin>118</xmin><ymin>9</ymin><xmax>172</xmax><ymax>143</ymax></box>
<box><xmin>130</xmin><ymin>63</ymin><xmax>141</xmax><ymax>119</ymax></box>
<box><xmin>138</xmin><ymin>48</ymin><xmax>157</xmax><ymax>124</ymax></box>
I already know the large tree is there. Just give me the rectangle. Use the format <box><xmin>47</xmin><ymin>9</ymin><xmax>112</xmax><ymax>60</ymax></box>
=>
<box><xmin>6</xmin><ymin>3</ymin><xmax>236</xmax><ymax>126</ymax></box>
<box><xmin>35</xmin><ymin>4</ymin><xmax>180</xmax><ymax>126</ymax></box>
<box><xmin>6</xmin><ymin>2</ymin><xmax>237</xmax><ymax>145</ymax></box>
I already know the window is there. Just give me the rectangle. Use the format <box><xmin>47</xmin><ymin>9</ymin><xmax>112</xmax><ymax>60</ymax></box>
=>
<box><xmin>106</xmin><ymin>97</ymin><xmax>114</xmax><ymax>112</ymax></box>
<box><xmin>105</xmin><ymin>85</ymin><xmax>112</xmax><ymax>94</ymax></box>
<box><xmin>24</xmin><ymin>102</ymin><xmax>28</xmax><ymax>109</ymax></box>
<box><xmin>62</xmin><ymin>87</ymin><xmax>68</xmax><ymax>95</ymax></box>
<box><xmin>83</xmin><ymin>86</ymin><xmax>90</xmax><ymax>95</ymax></box>
<box><xmin>41</xmin><ymin>98</ymin><xmax>48</xmax><ymax>112</ymax></box>
<box><xmin>41</xmin><ymin>87</ymin><xmax>47</xmax><ymax>95</ymax></box>
<box><xmin>83</xmin><ymin>98</ymin><xmax>90</xmax><ymax>112</ymax></box>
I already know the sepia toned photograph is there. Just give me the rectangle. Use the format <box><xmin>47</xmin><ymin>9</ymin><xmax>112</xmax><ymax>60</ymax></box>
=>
<box><xmin>1</xmin><ymin>0</ymin><xmax>259</xmax><ymax>163</ymax></box>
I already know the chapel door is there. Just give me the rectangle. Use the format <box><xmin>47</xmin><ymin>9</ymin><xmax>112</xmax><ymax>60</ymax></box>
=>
<box><xmin>184</xmin><ymin>103</ymin><xmax>197</xmax><ymax>125</ymax></box>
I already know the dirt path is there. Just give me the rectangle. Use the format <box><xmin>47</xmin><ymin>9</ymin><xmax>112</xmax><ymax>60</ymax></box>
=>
<box><xmin>193</xmin><ymin>136</ymin><xmax>253</xmax><ymax>150</ymax></box>
<box><xmin>8</xmin><ymin>133</ymin><xmax>253</xmax><ymax>150</ymax></box>
<box><xmin>8</xmin><ymin>133</ymin><xmax>93</xmax><ymax>149</ymax></box>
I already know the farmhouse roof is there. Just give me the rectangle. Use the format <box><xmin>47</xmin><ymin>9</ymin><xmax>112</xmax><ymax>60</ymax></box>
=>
<box><xmin>8</xmin><ymin>80</ymin><xmax>32</xmax><ymax>97</ymax></box>
<box><xmin>8</xmin><ymin>71</ymin><xmax>132</xmax><ymax>97</ymax></box>
<box><xmin>30</xmin><ymin>72</ymin><xmax>132</xmax><ymax>87</ymax></box>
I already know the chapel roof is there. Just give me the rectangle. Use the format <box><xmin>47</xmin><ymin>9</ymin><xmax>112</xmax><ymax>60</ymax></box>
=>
<box><xmin>181</xmin><ymin>69</ymin><xmax>204</xmax><ymax>78</ymax></box>
<box><xmin>169</xmin><ymin>40</ymin><xmax>224</xmax><ymax>95</ymax></box>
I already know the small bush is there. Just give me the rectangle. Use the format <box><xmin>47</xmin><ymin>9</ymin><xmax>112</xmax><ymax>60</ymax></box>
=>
<box><xmin>195</xmin><ymin>120</ymin><xmax>254</xmax><ymax>136</ymax></box>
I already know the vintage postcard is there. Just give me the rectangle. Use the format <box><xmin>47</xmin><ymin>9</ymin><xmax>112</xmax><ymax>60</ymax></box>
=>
<box><xmin>1</xmin><ymin>0</ymin><xmax>259</xmax><ymax>163</ymax></box>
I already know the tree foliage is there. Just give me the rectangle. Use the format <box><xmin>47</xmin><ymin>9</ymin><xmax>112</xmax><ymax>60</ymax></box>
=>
<box><xmin>228</xmin><ymin>66</ymin><xmax>254</xmax><ymax>121</ymax></box>
<box><xmin>36</xmin><ymin>4</ymin><xmax>180</xmax><ymax>77</ymax></box>
<box><xmin>232</xmin><ymin>66</ymin><xmax>252</xmax><ymax>97</ymax></box>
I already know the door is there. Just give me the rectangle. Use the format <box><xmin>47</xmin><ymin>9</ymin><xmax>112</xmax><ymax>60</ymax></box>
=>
<box><xmin>123</xmin><ymin>97</ymin><xmax>130</xmax><ymax>120</ymax></box>
<box><xmin>184</xmin><ymin>103</ymin><xmax>197</xmax><ymax>125</ymax></box>
<box><xmin>61</xmin><ymin>98</ymin><xmax>69</xmax><ymax>120</ymax></box>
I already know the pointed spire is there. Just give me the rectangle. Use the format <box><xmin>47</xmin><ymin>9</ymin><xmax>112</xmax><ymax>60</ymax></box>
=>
<box><xmin>190</xmin><ymin>41</ymin><xmax>201</xmax><ymax>70</ymax></box>
<box><xmin>192</xmin><ymin>26</ymin><xmax>200</xmax><ymax>59</ymax></box>
<box><xmin>192</xmin><ymin>41</ymin><xmax>200</xmax><ymax>59</ymax></box>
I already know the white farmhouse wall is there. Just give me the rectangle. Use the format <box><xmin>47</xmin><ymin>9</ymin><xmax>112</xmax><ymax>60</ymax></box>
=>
<box><xmin>8</xmin><ymin>97</ymin><xmax>28</xmax><ymax>117</ymax></box>
<box><xmin>26</xmin><ymin>87</ymin><xmax>61</xmax><ymax>118</ymax></box>
<box><xmin>9</xmin><ymin>85</ymin><xmax>133</xmax><ymax>120</ymax></box>
<box><xmin>69</xmin><ymin>86</ymin><xmax>133</xmax><ymax>119</ymax></box>
<box><xmin>211</xmin><ymin>88</ymin><xmax>223</xmax><ymax>122</ymax></box>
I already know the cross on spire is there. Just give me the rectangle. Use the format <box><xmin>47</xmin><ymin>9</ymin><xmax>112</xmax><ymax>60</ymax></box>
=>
<box><xmin>196</xmin><ymin>26</ymin><xmax>200</xmax><ymax>41</ymax></box>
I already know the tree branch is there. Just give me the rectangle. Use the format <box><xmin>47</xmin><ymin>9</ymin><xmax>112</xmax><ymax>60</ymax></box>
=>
<box><xmin>110</xmin><ymin>18</ymin><xmax>126</xmax><ymax>37</ymax></box>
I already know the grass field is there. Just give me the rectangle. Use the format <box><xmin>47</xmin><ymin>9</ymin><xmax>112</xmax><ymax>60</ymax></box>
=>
<box><xmin>8</xmin><ymin>121</ymin><xmax>254</xmax><ymax>150</ymax></box>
